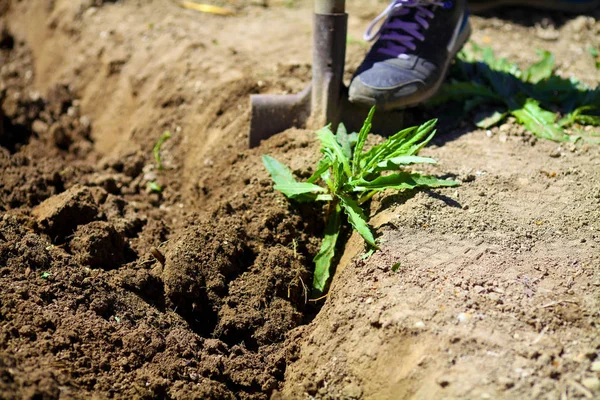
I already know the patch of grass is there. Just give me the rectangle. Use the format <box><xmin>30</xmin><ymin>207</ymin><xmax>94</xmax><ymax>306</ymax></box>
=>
<box><xmin>431</xmin><ymin>44</ymin><xmax>600</xmax><ymax>143</ymax></box>
<box><xmin>153</xmin><ymin>131</ymin><xmax>171</xmax><ymax>171</ymax></box>
<box><xmin>263</xmin><ymin>107</ymin><xmax>457</xmax><ymax>294</ymax></box>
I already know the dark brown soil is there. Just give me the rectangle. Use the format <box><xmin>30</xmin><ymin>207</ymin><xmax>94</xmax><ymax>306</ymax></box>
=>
<box><xmin>1</xmin><ymin>1</ymin><xmax>599</xmax><ymax>399</ymax></box>
<box><xmin>0</xmin><ymin>13</ymin><xmax>323</xmax><ymax>398</ymax></box>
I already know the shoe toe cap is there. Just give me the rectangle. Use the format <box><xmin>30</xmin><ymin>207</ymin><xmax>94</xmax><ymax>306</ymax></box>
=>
<box><xmin>349</xmin><ymin>64</ymin><xmax>424</xmax><ymax>107</ymax></box>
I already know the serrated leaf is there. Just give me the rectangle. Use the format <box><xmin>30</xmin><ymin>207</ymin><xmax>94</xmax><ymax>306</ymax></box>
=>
<box><xmin>361</xmin><ymin>120</ymin><xmax>438</xmax><ymax>175</ymax></box>
<box><xmin>474</xmin><ymin>109</ymin><xmax>508</xmax><ymax>128</ymax></box>
<box><xmin>338</xmin><ymin>194</ymin><xmax>377</xmax><ymax>248</ymax></box>
<box><xmin>510</xmin><ymin>99</ymin><xmax>572</xmax><ymax>142</ymax></box>
<box><xmin>351</xmin><ymin>173</ymin><xmax>458</xmax><ymax>192</ymax></box>
<box><xmin>262</xmin><ymin>155</ymin><xmax>327</xmax><ymax>199</ymax></box>
<box><xmin>313</xmin><ymin>203</ymin><xmax>342</xmax><ymax>293</ymax></box>
<box><xmin>352</xmin><ymin>106</ymin><xmax>375</xmax><ymax>175</ymax></box>
<box><xmin>523</xmin><ymin>50</ymin><xmax>555</xmax><ymax>84</ymax></box>
<box><xmin>316</xmin><ymin>126</ymin><xmax>352</xmax><ymax>178</ymax></box>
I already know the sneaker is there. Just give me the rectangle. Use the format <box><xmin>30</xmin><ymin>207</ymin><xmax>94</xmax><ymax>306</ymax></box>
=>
<box><xmin>469</xmin><ymin>0</ymin><xmax>600</xmax><ymax>13</ymax></box>
<box><xmin>348</xmin><ymin>0</ymin><xmax>470</xmax><ymax>111</ymax></box>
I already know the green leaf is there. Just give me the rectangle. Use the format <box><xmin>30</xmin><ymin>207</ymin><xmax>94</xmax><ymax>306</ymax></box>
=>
<box><xmin>316</xmin><ymin>126</ymin><xmax>352</xmax><ymax>178</ymax></box>
<box><xmin>523</xmin><ymin>50</ymin><xmax>555</xmax><ymax>83</ymax></box>
<box><xmin>262</xmin><ymin>155</ymin><xmax>326</xmax><ymax>199</ymax></box>
<box><xmin>335</xmin><ymin>123</ymin><xmax>357</xmax><ymax>160</ymax></box>
<box><xmin>474</xmin><ymin>109</ymin><xmax>508</xmax><ymax>128</ymax></box>
<box><xmin>361</xmin><ymin>119</ymin><xmax>438</xmax><ymax>175</ymax></box>
<box><xmin>375</xmin><ymin>156</ymin><xmax>437</xmax><ymax>172</ymax></box>
<box><xmin>510</xmin><ymin>99</ymin><xmax>572</xmax><ymax>142</ymax></box>
<box><xmin>352</xmin><ymin>106</ymin><xmax>376</xmax><ymax>175</ymax></box>
<box><xmin>41</xmin><ymin>272</ymin><xmax>51</xmax><ymax>279</ymax></box>
<box><xmin>351</xmin><ymin>172</ymin><xmax>458</xmax><ymax>192</ymax></box>
<box><xmin>559</xmin><ymin>105</ymin><xmax>600</xmax><ymax>127</ymax></box>
<box><xmin>147</xmin><ymin>181</ymin><xmax>163</xmax><ymax>193</ymax></box>
<box><xmin>153</xmin><ymin>131</ymin><xmax>171</xmax><ymax>171</ymax></box>
<box><xmin>313</xmin><ymin>203</ymin><xmax>342</xmax><ymax>293</ymax></box>
<box><xmin>338</xmin><ymin>194</ymin><xmax>378</xmax><ymax>248</ymax></box>
<box><xmin>307</xmin><ymin>158</ymin><xmax>332</xmax><ymax>184</ymax></box>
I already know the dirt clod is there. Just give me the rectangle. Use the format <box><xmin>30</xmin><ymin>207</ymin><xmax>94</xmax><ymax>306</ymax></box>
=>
<box><xmin>31</xmin><ymin>185</ymin><xmax>99</xmax><ymax>241</ymax></box>
<box><xmin>69</xmin><ymin>221</ymin><xmax>127</xmax><ymax>269</ymax></box>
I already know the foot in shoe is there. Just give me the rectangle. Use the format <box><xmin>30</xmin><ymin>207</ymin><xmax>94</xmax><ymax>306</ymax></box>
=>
<box><xmin>349</xmin><ymin>0</ymin><xmax>470</xmax><ymax>111</ymax></box>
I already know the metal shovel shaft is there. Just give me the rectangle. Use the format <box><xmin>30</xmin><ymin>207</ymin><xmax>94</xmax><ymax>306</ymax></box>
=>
<box><xmin>249</xmin><ymin>0</ymin><xmax>348</xmax><ymax>147</ymax></box>
<box><xmin>310</xmin><ymin>0</ymin><xmax>347</xmax><ymax>130</ymax></box>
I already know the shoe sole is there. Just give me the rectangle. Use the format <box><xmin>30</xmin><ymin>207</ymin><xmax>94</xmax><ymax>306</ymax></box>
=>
<box><xmin>350</xmin><ymin>21</ymin><xmax>472</xmax><ymax>111</ymax></box>
<box><xmin>470</xmin><ymin>0</ymin><xmax>600</xmax><ymax>12</ymax></box>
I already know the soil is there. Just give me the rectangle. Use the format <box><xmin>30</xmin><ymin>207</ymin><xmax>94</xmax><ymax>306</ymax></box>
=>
<box><xmin>1</xmin><ymin>1</ymin><xmax>599</xmax><ymax>399</ymax></box>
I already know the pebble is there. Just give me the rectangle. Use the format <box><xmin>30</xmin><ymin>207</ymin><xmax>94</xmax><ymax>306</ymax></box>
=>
<box><xmin>498</xmin><ymin>377</ymin><xmax>515</xmax><ymax>390</ymax></box>
<box><xmin>414</xmin><ymin>321</ymin><xmax>426</xmax><ymax>329</ymax></box>
<box><xmin>582</xmin><ymin>377</ymin><xmax>600</xmax><ymax>391</ymax></box>
<box><xmin>488</xmin><ymin>293</ymin><xmax>503</xmax><ymax>304</ymax></box>
<box><xmin>549</xmin><ymin>148</ymin><xmax>561</xmax><ymax>158</ymax></box>
<box><xmin>341</xmin><ymin>382</ymin><xmax>362</xmax><ymax>399</ymax></box>
<box><xmin>591</xmin><ymin>361</ymin><xmax>600</xmax><ymax>372</ymax></box>
<box><xmin>457</xmin><ymin>313</ymin><xmax>472</xmax><ymax>323</ymax></box>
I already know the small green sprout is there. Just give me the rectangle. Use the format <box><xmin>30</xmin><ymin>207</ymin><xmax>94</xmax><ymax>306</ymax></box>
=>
<box><xmin>263</xmin><ymin>107</ymin><xmax>457</xmax><ymax>294</ymax></box>
<box><xmin>153</xmin><ymin>131</ymin><xmax>171</xmax><ymax>171</ymax></box>
<box><xmin>391</xmin><ymin>262</ymin><xmax>401</xmax><ymax>273</ymax></box>
<box><xmin>147</xmin><ymin>181</ymin><xmax>162</xmax><ymax>193</ymax></box>
<box><xmin>41</xmin><ymin>272</ymin><xmax>51</xmax><ymax>279</ymax></box>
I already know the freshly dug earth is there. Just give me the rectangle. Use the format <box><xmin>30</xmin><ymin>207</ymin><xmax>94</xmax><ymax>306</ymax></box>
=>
<box><xmin>1</xmin><ymin>1</ymin><xmax>600</xmax><ymax>399</ymax></box>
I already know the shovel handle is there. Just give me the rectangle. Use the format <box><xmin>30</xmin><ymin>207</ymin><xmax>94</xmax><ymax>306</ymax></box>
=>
<box><xmin>314</xmin><ymin>0</ymin><xmax>345</xmax><ymax>14</ymax></box>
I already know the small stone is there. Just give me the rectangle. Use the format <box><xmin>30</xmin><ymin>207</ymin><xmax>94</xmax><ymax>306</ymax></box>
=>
<box><xmin>549</xmin><ymin>148</ymin><xmax>561</xmax><ymax>158</ymax></box>
<box><xmin>414</xmin><ymin>321</ymin><xmax>426</xmax><ymax>329</ymax></box>
<box><xmin>590</xmin><ymin>361</ymin><xmax>600</xmax><ymax>372</ymax></box>
<box><xmin>582</xmin><ymin>377</ymin><xmax>600</xmax><ymax>392</ymax></box>
<box><xmin>457</xmin><ymin>313</ymin><xmax>472</xmax><ymax>323</ymax></box>
<box><xmin>474</xmin><ymin>285</ymin><xmax>486</xmax><ymax>294</ymax></box>
<box><xmin>488</xmin><ymin>293</ymin><xmax>503</xmax><ymax>304</ymax></box>
<box><xmin>31</xmin><ymin>119</ymin><xmax>48</xmax><ymax>135</ymax></box>
<box><xmin>498</xmin><ymin>377</ymin><xmax>515</xmax><ymax>390</ymax></box>
<box><xmin>341</xmin><ymin>382</ymin><xmax>362</xmax><ymax>399</ymax></box>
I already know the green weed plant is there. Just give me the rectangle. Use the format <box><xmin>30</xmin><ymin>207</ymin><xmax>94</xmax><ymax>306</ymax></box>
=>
<box><xmin>263</xmin><ymin>107</ymin><xmax>457</xmax><ymax>294</ymax></box>
<box><xmin>431</xmin><ymin>44</ymin><xmax>600</xmax><ymax>143</ymax></box>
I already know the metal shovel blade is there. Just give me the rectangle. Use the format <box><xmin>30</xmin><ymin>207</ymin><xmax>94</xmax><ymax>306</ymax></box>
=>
<box><xmin>249</xmin><ymin>86</ymin><xmax>311</xmax><ymax>148</ymax></box>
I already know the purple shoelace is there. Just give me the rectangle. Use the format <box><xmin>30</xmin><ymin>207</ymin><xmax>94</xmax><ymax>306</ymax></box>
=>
<box><xmin>364</xmin><ymin>0</ymin><xmax>448</xmax><ymax>57</ymax></box>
